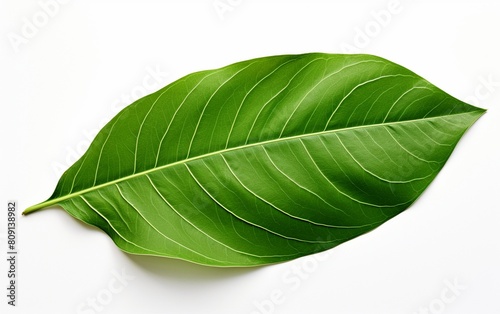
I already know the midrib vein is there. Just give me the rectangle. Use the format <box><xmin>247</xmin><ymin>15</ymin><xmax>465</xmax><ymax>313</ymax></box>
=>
<box><xmin>23</xmin><ymin>110</ymin><xmax>482</xmax><ymax>214</ymax></box>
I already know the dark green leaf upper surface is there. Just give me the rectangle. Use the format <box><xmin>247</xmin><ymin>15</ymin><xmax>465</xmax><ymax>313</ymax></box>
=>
<box><xmin>26</xmin><ymin>53</ymin><xmax>485</xmax><ymax>266</ymax></box>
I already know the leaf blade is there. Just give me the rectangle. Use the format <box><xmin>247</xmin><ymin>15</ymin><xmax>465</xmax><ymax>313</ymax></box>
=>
<box><xmin>25</xmin><ymin>53</ymin><xmax>485</xmax><ymax>266</ymax></box>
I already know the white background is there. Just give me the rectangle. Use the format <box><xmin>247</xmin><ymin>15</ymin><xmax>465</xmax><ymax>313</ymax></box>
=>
<box><xmin>1</xmin><ymin>0</ymin><xmax>499</xmax><ymax>313</ymax></box>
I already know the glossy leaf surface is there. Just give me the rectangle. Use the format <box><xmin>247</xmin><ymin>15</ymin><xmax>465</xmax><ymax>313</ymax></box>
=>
<box><xmin>25</xmin><ymin>53</ymin><xmax>485</xmax><ymax>266</ymax></box>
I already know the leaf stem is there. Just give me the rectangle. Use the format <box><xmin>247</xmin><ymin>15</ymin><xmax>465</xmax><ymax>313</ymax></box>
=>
<box><xmin>22</xmin><ymin>199</ymin><xmax>60</xmax><ymax>215</ymax></box>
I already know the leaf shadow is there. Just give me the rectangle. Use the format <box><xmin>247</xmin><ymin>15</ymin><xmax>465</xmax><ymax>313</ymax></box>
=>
<box><xmin>40</xmin><ymin>206</ymin><xmax>262</xmax><ymax>282</ymax></box>
<box><xmin>124</xmin><ymin>253</ymin><xmax>261</xmax><ymax>283</ymax></box>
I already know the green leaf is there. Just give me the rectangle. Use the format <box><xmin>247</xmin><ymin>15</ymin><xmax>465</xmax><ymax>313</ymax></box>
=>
<box><xmin>24</xmin><ymin>53</ymin><xmax>485</xmax><ymax>267</ymax></box>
